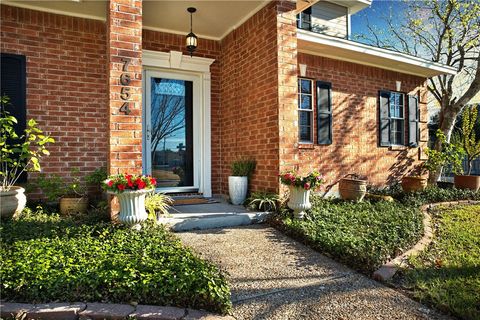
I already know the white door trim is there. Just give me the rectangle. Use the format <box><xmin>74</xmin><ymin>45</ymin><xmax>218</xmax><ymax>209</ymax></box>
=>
<box><xmin>142</xmin><ymin>50</ymin><xmax>214</xmax><ymax>197</ymax></box>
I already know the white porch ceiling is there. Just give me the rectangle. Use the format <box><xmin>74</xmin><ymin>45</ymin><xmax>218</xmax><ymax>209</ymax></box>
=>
<box><xmin>2</xmin><ymin>0</ymin><xmax>270</xmax><ymax>40</ymax></box>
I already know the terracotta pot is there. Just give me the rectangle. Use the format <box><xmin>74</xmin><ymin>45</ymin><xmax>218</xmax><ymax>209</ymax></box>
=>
<box><xmin>287</xmin><ymin>186</ymin><xmax>311</xmax><ymax>219</ymax></box>
<box><xmin>339</xmin><ymin>178</ymin><xmax>367</xmax><ymax>201</ymax></box>
<box><xmin>454</xmin><ymin>175</ymin><xmax>480</xmax><ymax>192</ymax></box>
<box><xmin>59</xmin><ymin>197</ymin><xmax>89</xmax><ymax>215</ymax></box>
<box><xmin>0</xmin><ymin>186</ymin><xmax>26</xmax><ymax>218</ymax></box>
<box><xmin>401</xmin><ymin>176</ymin><xmax>428</xmax><ymax>193</ymax></box>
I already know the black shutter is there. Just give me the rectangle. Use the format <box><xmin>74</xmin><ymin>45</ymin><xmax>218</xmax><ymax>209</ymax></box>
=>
<box><xmin>408</xmin><ymin>94</ymin><xmax>419</xmax><ymax>147</ymax></box>
<box><xmin>378</xmin><ymin>91</ymin><xmax>390</xmax><ymax>147</ymax></box>
<box><xmin>1</xmin><ymin>53</ymin><xmax>27</xmax><ymax>183</ymax></box>
<box><xmin>316</xmin><ymin>81</ymin><xmax>332</xmax><ymax>145</ymax></box>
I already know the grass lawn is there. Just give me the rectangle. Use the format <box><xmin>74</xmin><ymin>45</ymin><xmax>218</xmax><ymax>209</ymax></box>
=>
<box><xmin>0</xmin><ymin>207</ymin><xmax>231</xmax><ymax>314</ymax></box>
<box><xmin>399</xmin><ymin>204</ymin><xmax>480</xmax><ymax>320</ymax></box>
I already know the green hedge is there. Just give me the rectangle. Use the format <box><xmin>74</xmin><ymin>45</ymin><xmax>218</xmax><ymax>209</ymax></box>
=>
<box><xmin>0</xmin><ymin>208</ymin><xmax>231</xmax><ymax>314</ymax></box>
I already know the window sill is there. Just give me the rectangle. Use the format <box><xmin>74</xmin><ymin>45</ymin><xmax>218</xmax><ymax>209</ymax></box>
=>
<box><xmin>390</xmin><ymin>145</ymin><xmax>408</xmax><ymax>151</ymax></box>
<box><xmin>299</xmin><ymin>143</ymin><xmax>315</xmax><ymax>150</ymax></box>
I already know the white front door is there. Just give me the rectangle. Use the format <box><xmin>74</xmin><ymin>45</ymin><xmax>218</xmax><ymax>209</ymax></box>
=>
<box><xmin>143</xmin><ymin>70</ymin><xmax>201</xmax><ymax>193</ymax></box>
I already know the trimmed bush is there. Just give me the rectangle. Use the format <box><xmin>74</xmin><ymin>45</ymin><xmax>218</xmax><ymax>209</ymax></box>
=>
<box><xmin>0</xmin><ymin>207</ymin><xmax>231</xmax><ymax>314</ymax></box>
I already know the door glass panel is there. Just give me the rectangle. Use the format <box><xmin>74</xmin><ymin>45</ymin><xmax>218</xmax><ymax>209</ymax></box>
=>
<box><xmin>150</xmin><ymin>78</ymin><xmax>193</xmax><ymax>188</ymax></box>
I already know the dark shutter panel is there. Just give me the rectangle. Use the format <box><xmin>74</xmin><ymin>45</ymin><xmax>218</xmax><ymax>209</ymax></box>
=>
<box><xmin>378</xmin><ymin>91</ymin><xmax>390</xmax><ymax>147</ymax></box>
<box><xmin>408</xmin><ymin>94</ymin><xmax>419</xmax><ymax>147</ymax></box>
<box><xmin>316</xmin><ymin>81</ymin><xmax>332</xmax><ymax>145</ymax></box>
<box><xmin>1</xmin><ymin>53</ymin><xmax>27</xmax><ymax>183</ymax></box>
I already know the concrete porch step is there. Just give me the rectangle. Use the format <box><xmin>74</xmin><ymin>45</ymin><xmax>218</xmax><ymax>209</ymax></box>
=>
<box><xmin>159</xmin><ymin>200</ymin><xmax>270</xmax><ymax>232</ymax></box>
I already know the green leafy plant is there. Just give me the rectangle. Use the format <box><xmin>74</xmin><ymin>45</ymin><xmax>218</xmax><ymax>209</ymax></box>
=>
<box><xmin>0</xmin><ymin>208</ymin><xmax>231</xmax><ymax>314</ymax></box>
<box><xmin>247</xmin><ymin>191</ymin><xmax>279</xmax><ymax>212</ymax></box>
<box><xmin>145</xmin><ymin>193</ymin><xmax>173</xmax><ymax>220</ymax></box>
<box><xmin>230</xmin><ymin>158</ymin><xmax>256</xmax><ymax>177</ymax></box>
<box><xmin>85</xmin><ymin>167</ymin><xmax>108</xmax><ymax>186</ymax></box>
<box><xmin>424</xmin><ymin>129</ymin><xmax>465</xmax><ymax>175</ymax></box>
<box><xmin>36</xmin><ymin>168</ymin><xmax>88</xmax><ymax>201</ymax></box>
<box><xmin>279</xmin><ymin>171</ymin><xmax>324</xmax><ymax>190</ymax></box>
<box><xmin>451</xmin><ymin>105</ymin><xmax>480</xmax><ymax>175</ymax></box>
<box><xmin>0</xmin><ymin>95</ymin><xmax>54</xmax><ymax>191</ymax></box>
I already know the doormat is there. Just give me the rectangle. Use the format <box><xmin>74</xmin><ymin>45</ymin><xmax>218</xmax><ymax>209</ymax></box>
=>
<box><xmin>172</xmin><ymin>197</ymin><xmax>220</xmax><ymax>206</ymax></box>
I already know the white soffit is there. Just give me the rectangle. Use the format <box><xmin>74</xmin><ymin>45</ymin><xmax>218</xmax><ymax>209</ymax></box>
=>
<box><xmin>2</xmin><ymin>0</ymin><xmax>271</xmax><ymax>41</ymax></box>
<box><xmin>297</xmin><ymin>29</ymin><xmax>457</xmax><ymax>78</ymax></box>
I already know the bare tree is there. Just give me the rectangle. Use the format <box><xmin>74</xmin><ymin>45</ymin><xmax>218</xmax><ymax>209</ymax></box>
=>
<box><xmin>150</xmin><ymin>92</ymin><xmax>185</xmax><ymax>164</ymax></box>
<box><xmin>356</xmin><ymin>0</ymin><xmax>480</xmax><ymax>182</ymax></box>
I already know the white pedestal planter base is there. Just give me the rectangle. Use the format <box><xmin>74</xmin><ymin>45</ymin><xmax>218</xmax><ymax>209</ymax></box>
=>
<box><xmin>111</xmin><ymin>189</ymin><xmax>150</xmax><ymax>228</ymax></box>
<box><xmin>287</xmin><ymin>186</ymin><xmax>311</xmax><ymax>219</ymax></box>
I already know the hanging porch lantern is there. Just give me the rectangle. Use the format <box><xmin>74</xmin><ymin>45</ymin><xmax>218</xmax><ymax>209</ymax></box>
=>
<box><xmin>186</xmin><ymin>7</ymin><xmax>198</xmax><ymax>57</ymax></box>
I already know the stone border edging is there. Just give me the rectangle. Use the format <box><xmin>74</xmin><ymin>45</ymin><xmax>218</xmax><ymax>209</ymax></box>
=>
<box><xmin>372</xmin><ymin>200</ymin><xmax>480</xmax><ymax>281</ymax></box>
<box><xmin>0</xmin><ymin>302</ymin><xmax>235</xmax><ymax>320</ymax></box>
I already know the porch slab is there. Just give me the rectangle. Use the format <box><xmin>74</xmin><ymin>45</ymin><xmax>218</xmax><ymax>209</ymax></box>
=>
<box><xmin>160</xmin><ymin>199</ymin><xmax>269</xmax><ymax>232</ymax></box>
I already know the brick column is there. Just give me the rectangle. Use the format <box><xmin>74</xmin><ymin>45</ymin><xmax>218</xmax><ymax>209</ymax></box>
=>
<box><xmin>107</xmin><ymin>0</ymin><xmax>143</xmax><ymax>216</ymax></box>
<box><xmin>277</xmin><ymin>1</ymin><xmax>299</xmax><ymax>184</ymax></box>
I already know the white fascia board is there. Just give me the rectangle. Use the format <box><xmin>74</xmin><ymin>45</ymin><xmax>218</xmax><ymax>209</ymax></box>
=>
<box><xmin>297</xmin><ymin>29</ymin><xmax>457</xmax><ymax>77</ymax></box>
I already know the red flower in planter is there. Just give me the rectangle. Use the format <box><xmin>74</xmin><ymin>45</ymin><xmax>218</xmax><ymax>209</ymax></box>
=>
<box><xmin>136</xmin><ymin>178</ymin><xmax>146</xmax><ymax>189</ymax></box>
<box><xmin>304</xmin><ymin>182</ymin><xmax>310</xmax><ymax>190</ymax></box>
<box><xmin>150</xmin><ymin>177</ymin><xmax>157</xmax><ymax>186</ymax></box>
<box><xmin>107</xmin><ymin>180</ymin><xmax>114</xmax><ymax>187</ymax></box>
<box><xmin>118</xmin><ymin>184</ymin><xmax>126</xmax><ymax>191</ymax></box>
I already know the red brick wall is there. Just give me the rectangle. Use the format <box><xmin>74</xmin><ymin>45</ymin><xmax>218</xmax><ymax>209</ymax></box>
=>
<box><xmin>296</xmin><ymin>53</ymin><xmax>428</xmax><ymax>186</ymax></box>
<box><xmin>1</xmin><ymin>5</ymin><xmax>107</xmax><ymax>196</ymax></box>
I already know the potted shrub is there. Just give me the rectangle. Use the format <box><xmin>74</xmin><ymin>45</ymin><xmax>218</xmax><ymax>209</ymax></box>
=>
<box><xmin>228</xmin><ymin>158</ymin><xmax>256</xmax><ymax>205</ymax></box>
<box><xmin>339</xmin><ymin>174</ymin><xmax>367</xmax><ymax>201</ymax></box>
<box><xmin>452</xmin><ymin>105</ymin><xmax>480</xmax><ymax>191</ymax></box>
<box><xmin>280</xmin><ymin>171</ymin><xmax>324</xmax><ymax>219</ymax></box>
<box><xmin>59</xmin><ymin>168</ymin><xmax>89</xmax><ymax>215</ymax></box>
<box><xmin>0</xmin><ymin>95</ymin><xmax>54</xmax><ymax>218</ymax></box>
<box><xmin>103</xmin><ymin>173</ymin><xmax>157</xmax><ymax>228</ymax></box>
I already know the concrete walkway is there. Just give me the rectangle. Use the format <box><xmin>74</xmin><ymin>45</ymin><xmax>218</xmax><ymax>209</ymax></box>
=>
<box><xmin>178</xmin><ymin>225</ymin><xmax>451</xmax><ymax>320</ymax></box>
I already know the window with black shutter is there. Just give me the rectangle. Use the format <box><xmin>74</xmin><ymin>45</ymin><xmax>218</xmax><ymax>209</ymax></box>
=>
<box><xmin>298</xmin><ymin>78</ymin><xmax>313</xmax><ymax>143</ymax></box>
<box><xmin>378</xmin><ymin>90</ymin><xmax>406</xmax><ymax>147</ymax></box>
<box><xmin>1</xmin><ymin>53</ymin><xmax>27</xmax><ymax>182</ymax></box>
<box><xmin>316</xmin><ymin>81</ymin><xmax>332</xmax><ymax>145</ymax></box>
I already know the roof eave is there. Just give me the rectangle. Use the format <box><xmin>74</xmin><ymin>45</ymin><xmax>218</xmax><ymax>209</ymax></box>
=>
<box><xmin>297</xmin><ymin>29</ymin><xmax>457</xmax><ymax>78</ymax></box>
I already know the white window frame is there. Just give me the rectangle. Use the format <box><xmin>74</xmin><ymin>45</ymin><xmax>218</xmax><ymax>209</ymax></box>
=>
<box><xmin>388</xmin><ymin>91</ymin><xmax>405</xmax><ymax>146</ymax></box>
<box><xmin>298</xmin><ymin>78</ymin><xmax>314</xmax><ymax>143</ymax></box>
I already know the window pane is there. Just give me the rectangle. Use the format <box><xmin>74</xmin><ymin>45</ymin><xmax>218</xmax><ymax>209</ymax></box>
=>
<box><xmin>299</xmin><ymin>125</ymin><xmax>311</xmax><ymax>141</ymax></box>
<box><xmin>299</xmin><ymin>110</ymin><xmax>311</xmax><ymax>126</ymax></box>
<box><xmin>300</xmin><ymin>79</ymin><xmax>312</xmax><ymax>94</ymax></box>
<box><xmin>390</xmin><ymin>119</ymin><xmax>404</xmax><ymax>145</ymax></box>
<box><xmin>300</xmin><ymin>94</ymin><xmax>312</xmax><ymax>110</ymax></box>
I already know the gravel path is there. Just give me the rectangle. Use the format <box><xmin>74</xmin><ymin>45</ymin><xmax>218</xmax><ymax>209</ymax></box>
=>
<box><xmin>178</xmin><ymin>225</ymin><xmax>451</xmax><ymax>320</ymax></box>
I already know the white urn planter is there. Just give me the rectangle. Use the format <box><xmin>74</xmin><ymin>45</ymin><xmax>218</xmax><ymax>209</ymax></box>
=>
<box><xmin>287</xmin><ymin>186</ymin><xmax>311</xmax><ymax>219</ymax></box>
<box><xmin>0</xmin><ymin>186</ymin><xmax>27</xmax><ymax>218</ymax></box>
<box><xmin>228</xmin><ymin>176</ymin><xmax>248</xmax><ymax>205</ymax></box>
<box><xmin>111</xmin><ymin>189</ymin><xmax>150</xmax><ymax>229</ymax></box>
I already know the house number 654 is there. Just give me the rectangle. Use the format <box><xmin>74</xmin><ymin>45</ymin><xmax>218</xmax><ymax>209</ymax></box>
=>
<box><xmin>119</xmin><ymin>58</ymin><xmax>132</xmax><ymax>115</ymax></box>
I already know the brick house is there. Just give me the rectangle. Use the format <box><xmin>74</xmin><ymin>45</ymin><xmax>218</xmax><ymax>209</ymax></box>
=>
<box><xmin>0</xmin><ymin>0</ymin><xmax>456</xmax><ymax>202</ymax></box>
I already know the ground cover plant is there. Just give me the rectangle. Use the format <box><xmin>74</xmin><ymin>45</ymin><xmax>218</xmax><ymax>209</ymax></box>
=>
<box><xmin>274</xmin><ymin>186</ymin><xmax>479</xmax><ymax>273</ymax></box>
<box><xmin>0</xmin><ymin>207</ymin><xmax>231</xmax><ymax>314</ymax></box>
<box><xmin>399</xmin><ymin>204</ymin><xmax>480</xmax><ymax>320</ymax></box>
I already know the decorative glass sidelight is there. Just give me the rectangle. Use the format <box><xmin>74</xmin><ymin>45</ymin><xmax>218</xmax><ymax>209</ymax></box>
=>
<box><xmin>150</xmin><ymin>78</ymin><xmax>194</xmax><ymax>188</ymax></box>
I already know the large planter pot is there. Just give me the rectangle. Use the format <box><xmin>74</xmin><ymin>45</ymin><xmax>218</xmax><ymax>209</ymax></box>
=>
<box><xmin>454</xmin><ymin>175</ymin><xmax>480</xmax><ymax>192</ymax></box>
<box><xmin>401</xmin><ymin>176</ymin><xmax>428</xmax><ymax>193</ymax></box>
<box><xmin>228</xmin><ymin>176</ymin><xmax>248</xmax><ymax>205</ymax></box>
<box><xmin>112</xmin><ymin>189</ymin><xmax>150</xmax><ymax>228</ymax></box>
<box><xmin>0</xmin><ymin>186</ymin><xmax>26</xmax><ymax>218</ymax></box>
<box><xmin>287</xmin><ymin>186</ymin><xmax>311</xmax><ymax>219</ymax></box>
<box><xmin>60</xmin><ymin>197</ymin><xmax>89</xmax><ymax>215</ymax></box>
<box><xmin>339</xmin><ymin>178</ymin><xmax>367</xmax><ymax>201</ymax></box>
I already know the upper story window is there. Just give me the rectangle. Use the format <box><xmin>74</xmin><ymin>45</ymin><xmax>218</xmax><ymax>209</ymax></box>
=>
<box><xmin>298</xmin><ymin>78</ymin><xmax>313</xmax><ymax>143</ymax></box>
<box><xmin>296</xmin><ymin>6</ymin><xmax>312</xmax><ymax>31</ymax></box>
